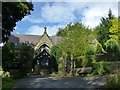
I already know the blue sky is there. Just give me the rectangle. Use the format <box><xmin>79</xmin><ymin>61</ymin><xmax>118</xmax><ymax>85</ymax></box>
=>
<box><xmin>12</xmin><ymin>2</ymin><xmax>118</xmax><ymax>36</ymax></box>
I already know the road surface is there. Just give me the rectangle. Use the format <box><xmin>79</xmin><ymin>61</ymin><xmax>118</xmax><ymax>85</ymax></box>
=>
<box><xmin>12</xmin><ymin>75</ymin><xmax>106</xmax><ymax>89</ymax></box>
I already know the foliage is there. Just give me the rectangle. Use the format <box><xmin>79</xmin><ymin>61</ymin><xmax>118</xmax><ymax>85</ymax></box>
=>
<box><xmin>92</xmin><ymin>61</ymin><xmax>108</xmax><ymax>75</ymax></box>
<box><xmin>96</xmin><ymin>43</ymin><xmax>103</xmax><ymax>54</ymax></box>
<box><xmin>2</xmin><ymin>42</ymin><xmax>34</xmax><ymax>77</ymax></box>
<box><xmin>85</xmin><ymin>44</ymin><xmax>96</xmax><ymax>55</ymax></box>
<box><xmin>119</xmin><ymin>18</ymin><xmax>120</xmax><ymax>45</ymax></box>
<box><xmin>51</xmin><ymin>45</ymin><xmax>62</xmax><ymax>62</ymax></box>
<box><xmin>75</xmin><ymin>56</ymin><xmax>83</xmax><ymax>68</ymax></box>
<box><xmin>106</xmin><ymin>72</ymin><xmax>120</xmax><ymax>89</ymax></box>
<box><xmin>57</xmin><ymin>22</ymin><xmax>94</xmax><ymax>75</ymax></box>
<box><xmin>50</xmin><ymin>55</ymin><xmax>58</xmax><ymax>73</ymax></box>
<box><xmin>94</xmin><ymin>9</ymin><xmax>114</xmax><ymax>48</ymax></box>
<box><xmin>2</xmin><ymin>2</ymin><xmax>34</xmax><ymax>43</ymax></box>
<box><xmin>83</xmin><ymin>44</ymin><xmax>96</xmax><ymax>67</ymax></box>
<box><xmin>109</xmin><ymin>17</ymin><xmax>119</xmax><ymax>41</ymax></box>
<box><xmin>105</xmin><ymin>39</ymin><xmax>120</xmax><ymax>53</ymax></box>
<box><xmin>2</xmin><ymin>77</ymin><xmax>16</xmax><ymax>90</ymax></box>
<box><xmin>59</xmin><ymin>22</ymin><xmax>93</xmax><ymax>58</ymax></box>
<box><xmin>2</xmin><ymin>42</ymin><xmax>15</xmax><ymax>71</ymax></box>
<box><xmin>15</xmin><ymin>43</ymin><xmax>34</xmax><ymax>75</ymax></box>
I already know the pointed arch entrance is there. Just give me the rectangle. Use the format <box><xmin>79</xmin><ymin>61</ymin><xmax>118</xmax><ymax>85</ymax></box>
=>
<box><xmin>33</xmin><ymin>27</ymin><xmax>58</xmax><ymax>75</ymax></box>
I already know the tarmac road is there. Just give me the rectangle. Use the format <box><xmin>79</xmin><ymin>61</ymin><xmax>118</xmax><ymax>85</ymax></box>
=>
<box><xmin>12</xmin><ymin>75</ymin><xmax>106</xmax><ymax>89</ymax></box>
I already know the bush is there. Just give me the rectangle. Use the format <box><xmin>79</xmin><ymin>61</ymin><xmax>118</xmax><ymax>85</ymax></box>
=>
<box><xmin>96</xmin><ymin>43</ymin><xmax>103</xmax><ymax>54</ymax></box>
<box><xmin>92</xmin><ymin>61</ymin><xmax>108</xmax><ymax>75</ymax></box>
<box><xmin>105</xmin><ymin>39</ymin><xmax>120</xmax><ymax>52</ymax></box>
<box><xmin>85</xmin><ymin>44</ymin><xmax>96</xmax><ymax>55</ymax></box>
<box><xmin>104</xmin><ymin>39</ymin><xmax>120</xmax><ymax>61</ymax></box>
<box><xmin>2</xmin><ymin>77</ymin><xmax>16</xmax><ymax>89</ymax></box>
<box><xmin>84</xmin><ymin>44</ymin><xmax>96</xmax><ymax>67</ymax></box>
<box><xmin>83</xmin><ymin>55</ymin><xmax>95</xmax><ymax>67</ymax></box>
<box><xmin>10</xmin><ymin>70</ymin><xmax>26</xmax><ymax>79</ymax></box>
<box><xmin>106</xmin><ymin>72</ymin><xmax>120</xmax><ymax>89</ymax></box>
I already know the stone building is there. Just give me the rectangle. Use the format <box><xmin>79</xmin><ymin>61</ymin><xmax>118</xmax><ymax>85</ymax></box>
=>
<box><xmin>9</xmin><ymin>27</ymin><xmax>60</xmax><ymax>75</ymax></box>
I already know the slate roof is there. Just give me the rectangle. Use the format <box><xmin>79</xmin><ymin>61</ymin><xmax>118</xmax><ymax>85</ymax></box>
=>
<box><xmin>9</xmin><ymin>34</ymin><xmax>60</xmax><ymax>45</ymax></box>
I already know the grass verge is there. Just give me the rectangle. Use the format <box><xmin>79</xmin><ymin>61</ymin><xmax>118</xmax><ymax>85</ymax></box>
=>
<box><xmin>2</xmin><ymin>77</ymin><xmax>17</xmax><ymax>90</ymax></box>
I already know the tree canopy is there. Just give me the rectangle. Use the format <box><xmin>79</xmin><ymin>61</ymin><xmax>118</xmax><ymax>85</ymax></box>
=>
<box><xmin>109</xmin><ymin>17</ymin><xmax>119</xmax><ymax>41</ymax></box>
<box><xmin>2</xmin><ymin>2</ymin><xmax>34</xmax><ymax>43</ymax></box>
<box><xmin>58</xmin><ymin>22</ymin><xmax>94</xmax><ymax>59</ymax></box>
<box><xmin>94</xmin><ymin>9</ymin><xmax>114</xmax><ymax>48</ymax></box>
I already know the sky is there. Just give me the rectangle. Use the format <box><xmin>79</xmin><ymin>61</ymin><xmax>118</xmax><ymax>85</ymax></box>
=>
<box><xmin>12</xmin><ymin>1</ymin><xmax>118</xmax><ymax>36</ymax></box>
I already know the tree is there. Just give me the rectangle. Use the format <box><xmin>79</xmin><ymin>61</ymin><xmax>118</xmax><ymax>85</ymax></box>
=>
<box><xmin>105</xmin><ymin>39</ymin><xmax>120</xmax><ymax>53</ymax></box>
<box><xmin>94</xmin><ymin>9</ymin><xmax>114</xmax><ymax>48</ymax></box>
<box><xmin>119</xmin><ymin>18</ymin><xmax>120</xmax><ymax>45</ymax></box>
<box><xmin>83</xmin><ymin>44</ymin><xmax>96</xmax><ymax>67</ymax></box>
<box><xmin>16</xmin><ymin>43</ymin><xmax>34</xmax><ymax>74</ymax></box>
<box><xmin>59</xmin><ymin>22</ymin><xmax>93</xmax><ymax>57</ymax></box>
<box><xmin>2</xmin><ymin>42</ymin><xmax>15</xmax><ymax>71</ymax></box>
<box><xmin>51</xmin><ymin>44</ymin><xmax>62</xmax><ymax>62</ymax></box>
<box><xmin>58</xmin><ymin>22</ymin><xmax>94</xmax><ymax>75</ymax></box>
<box><xmin>109</xmin><ymin>17</ymin><xmax>119</xmax><ymax>41</ymax></box>
<box><xmin>2</xmin><ymin>2</ymin><xmax>34</xmax><ymax>43</ymax></box>
<box><xmin>2</xmin><ymin>42</ymin><xmax>34</xmax><ymax>75</ymax></box>
<box><xmin>105</xmin><ymin>39</ymin><xmax>120</xmax><ymax>61</ymax></box>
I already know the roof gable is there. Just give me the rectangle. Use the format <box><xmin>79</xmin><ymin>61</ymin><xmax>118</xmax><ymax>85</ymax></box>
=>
<box><xmin>34</xmin><ymin>29</ymin><xmax>53</xmax><ymax>51</ymax></box>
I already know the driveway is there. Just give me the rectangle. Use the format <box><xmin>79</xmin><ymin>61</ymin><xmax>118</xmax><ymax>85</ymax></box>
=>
<box><xmin>12</xmin><ymin>75</ymin><xmax>106</xmax><ymax>89</ymax></box>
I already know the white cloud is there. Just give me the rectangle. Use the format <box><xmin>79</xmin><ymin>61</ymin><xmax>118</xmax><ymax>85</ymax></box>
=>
<box><xmin>26</xmin><ymin>25</ymin><xmax>44</xmax><ymax>35</ymax></box>
<box><xmin>26</xmin><ymin>25</ymin><xmax>65</xmax><ymax>36</ymax></box>
<box><xmin>40</xmin><ymin>4</ymin><xmax>76</xmax><ymax>23</ymax></box>
<box><xmin>47</xmin><ymin>25</ymin><xmax>65</xmax><ymax>35</ymax></box>
<box><xmin>31</xmin><ymin>0</ymin><xmax>119</xmax><ymax>2</ymax></box>
<box><xmin>20</xmin><ymin>2</ymin><xmax>118</xmax><ymax>36</ymax></box>
<box><xmin>14</xmin><ymin>26</ymin><xmax>17</xmax><ymax>30</ymax></box>
<box><xmin>23</xmin><ymin>2</ymin><xmax>86</xmax><ymax>24</ymax></box>
<box><xmin>81</xmin><ymin>2</ymin><xmax>118</xmax><ymax>28</ymax></box>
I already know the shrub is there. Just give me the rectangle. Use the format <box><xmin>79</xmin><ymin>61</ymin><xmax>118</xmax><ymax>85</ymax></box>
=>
<box><xmin>84</xmin><ymin>44</ymin><xmax>96</xmax><ymax>67</ymax></box>
<box><xmin>92</xmin><ymin>61</ymin><xmax>108</xmax><ymax>75</ymax></box>
<box><xmin>83</xmin><ymin>55</ymin><xmax>95</xmax><ymax>67</ymax></box>
<box><xmin>2</xmin><ymin>77</ymin><xmax>16</xmax><ymax>89</ymax></box>
<box><xmin>106</xmin><ymin>72</ymin><xmax>120</xmax><ymax>89</ymax></box>
<box><xmin>96</xmin><ymin>43</ymin><xmax>103</xmax><ymax>54</ymax></box>
<box><xmin>105</xmin><ymin>39</ymin><xmax>120</xmax><ymax>53</ymax></box>
<box><xmin>105</xmin><ymin>39</ymin><xmax>120</xmax><ymax>61</ymax></box>
<box><xmin>85</xmin><ymin>44</ymin><xmax>96</xmax><ymax>55</ymax></box>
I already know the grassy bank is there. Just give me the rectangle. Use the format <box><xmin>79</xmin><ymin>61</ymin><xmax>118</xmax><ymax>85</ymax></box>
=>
<box><xmin>2</xmin><ymin>78</ymin><xmax>17</xmax><ymax>90</ymax></box>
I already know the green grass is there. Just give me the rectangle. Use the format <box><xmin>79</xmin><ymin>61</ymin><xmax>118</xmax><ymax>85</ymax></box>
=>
<box><xmin>2</xmin><ymin>78</ymin><xmax>17</xmax><ymax>90</ymax></box>
<box><xmin>106</xmin><ymin>71</ymin><xmax>120</xmax><ymax>89</ymax></box>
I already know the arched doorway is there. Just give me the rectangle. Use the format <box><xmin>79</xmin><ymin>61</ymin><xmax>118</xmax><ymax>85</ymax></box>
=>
<box><xmin>34</xmin><ymin>44</ymin><xmax>51</xmax><ymax>75</ymax></box>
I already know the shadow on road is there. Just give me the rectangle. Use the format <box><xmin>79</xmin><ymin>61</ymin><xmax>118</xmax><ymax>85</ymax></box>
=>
<box><xmin>12</xmin><ymin>75</ymin><xmax>106</xmax><ymax>89</ymax></box>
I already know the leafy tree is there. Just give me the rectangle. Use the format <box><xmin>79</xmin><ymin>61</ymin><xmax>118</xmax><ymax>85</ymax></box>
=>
<box><xmin>2</xmin><ymin>42</ymin><xmax>15</xmax><ymax>71</ymax></box>
<box><xmin>50</xmin><ymin>55</ymin><xmax>58</xmax><ymax>73</ymax></box>
<box><xmin>119</xmin><ymin>18</ymin><xmax>120</xmax><ymax>45</ymax></box>
<box><xmin>2</xmin><ymin>2</ymin><xmax>34</xmax><ymax>43</ymax></box>
<box><xmin>50</xmin><ymin>45</ymin><xmax>62</xmax><ymax>73</ymax></box>
<box><xmin>51</xmin><ymin>44</ymin><xmax>62</xmax><ymax>62</ymax></box>
<box><xmin>105</xmin><ymin>39</ymin><xmax>120</xmax><ymax>61</ymax></box>
<box><xmin>59</xmin><ymin>22</ymin><xmax>93</xmax><ymax>58</ymax></box>
<box><xmin>2</xmin><ymin>42</ymin><xmax>34</xmax><ymax>75</ymax></box>
<box><xmin>58</xmin><ymin>22</ymin><xmax>94</xmax><ymax>75</ymax></box>
<box><xmin>109</xmin><ymin>18</ymin><xmax>119</xmax><ymax>41</ymax></box>
<box><xmin>105</xmin><ymin>39</ymin><xmax>120</xmax><ymax>53</ymax></box>
<box><xmin>16</xmin><ymin>43</ymin><xmax>34</xmax><ymax>74</ymax></box>
<box><xmin>94</xmin><ymin>9</ymin><xmax>114</xmax><ymax>48</ymax></box>
<box><xmin>83</xmin><ymin>44</ymin><xmax>96</xmax><ymax>67</ymax></box>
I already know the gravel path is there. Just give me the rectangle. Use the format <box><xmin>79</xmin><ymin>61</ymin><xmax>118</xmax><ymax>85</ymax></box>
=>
<box><xmin>12</xmin><ymin>75</ymin><xmax>106</xmax><ymax>89</ymax></box>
